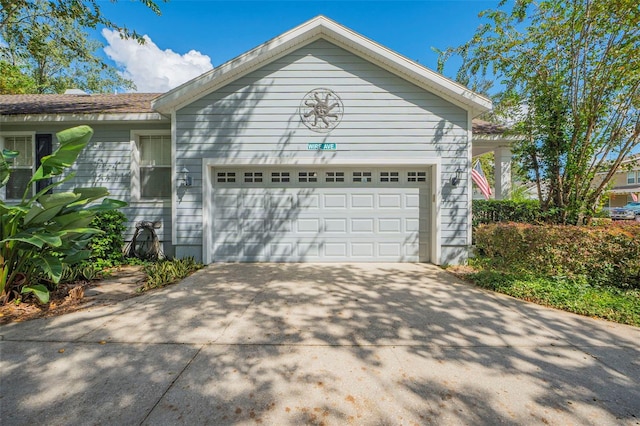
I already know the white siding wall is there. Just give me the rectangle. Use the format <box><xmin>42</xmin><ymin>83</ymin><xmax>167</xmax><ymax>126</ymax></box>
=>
<box><xmin>175</xmin><ymin>40</ymin><xmax>470</xmax><ymax>263</ymax></box>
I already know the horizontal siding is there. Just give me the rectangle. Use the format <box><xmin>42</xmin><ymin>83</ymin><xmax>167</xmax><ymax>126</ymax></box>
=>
<box><xmin>20</xmin><ymin>123</ymin><xmax>176</xmax><ymax>248</ymax></box>
<box><xmin>174</xmin><ymin>39</ymin><xmax>471</xmax><ymax>254</ymax></box>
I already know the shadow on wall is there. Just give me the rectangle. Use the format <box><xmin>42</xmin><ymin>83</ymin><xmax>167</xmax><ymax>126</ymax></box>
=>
<box><xmin>3</xmin><ymin>264</ymin><xmax>638</xmax><ymax>424</ymax></box>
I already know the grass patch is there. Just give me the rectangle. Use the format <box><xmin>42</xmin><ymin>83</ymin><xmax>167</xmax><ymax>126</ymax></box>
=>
<box><xmin>139</xmin><ymin>257</ymin><xmax>204</xmax><ymax>292</ymax></box>
<box><xmin>468</xmin><ymin>269</ymin><xmax>640</xmax><ymax>327</ymax></box>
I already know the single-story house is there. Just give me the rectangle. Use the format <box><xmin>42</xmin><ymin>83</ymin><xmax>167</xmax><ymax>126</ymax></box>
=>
<box><xmin>0</xmin><ymin>16</ymin><xmax>513</xmax><ymax>265</ymax></box>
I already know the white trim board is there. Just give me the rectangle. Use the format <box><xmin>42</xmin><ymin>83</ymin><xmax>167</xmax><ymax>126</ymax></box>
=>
<box><xmin>153</xmin><ymin>16</ymin><xmax>491</xmax><ymax>117</ymax></box>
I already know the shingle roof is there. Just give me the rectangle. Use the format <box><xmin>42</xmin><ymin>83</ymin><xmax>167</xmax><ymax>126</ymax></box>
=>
<box><xmin>0</xmin><ymin>93</ymin><xmax>506</xmax><ymax>134</ymax></box>
<box><xmin>472</xmin><ymin>119</ymin><xmax>509</xmax><ymax>135</ymax></box>
<box><xmin>0</xmin><ymin>93</ymin><xmax>162</xmax><ymax>115</ymax></box>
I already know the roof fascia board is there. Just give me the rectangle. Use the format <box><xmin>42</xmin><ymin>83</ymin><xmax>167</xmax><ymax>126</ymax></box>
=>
<box><xmin>0</xmin><ymin>113</ymin><xmax>169</xmax><ymax>123</ymax></box>
<box><xmin>316</xmin><ymin>19</ymin><xmax>491</xmax><ymax>117</ymax></box>
<box><xmin>153</xmin><ymin>16</ymin><xmax>491</xmax><ymax>116</ymax></box>
<box><xmin>153</xmin><ymin>19</ymin><xmax>325</xmax><ymax>114</ymax></box>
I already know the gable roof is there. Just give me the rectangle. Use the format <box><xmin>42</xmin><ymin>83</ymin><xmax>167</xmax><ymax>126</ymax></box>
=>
<box><xmin>152</xmin><ymin>16</ymin><xmax>492</xmax><ymax>117</ymax></box>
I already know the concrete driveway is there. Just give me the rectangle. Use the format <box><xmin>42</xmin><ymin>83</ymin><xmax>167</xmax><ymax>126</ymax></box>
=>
<box><xmin>1</xmin><ymin>263</ymin><xmax>638</xmax><ymax>425</ymax></box>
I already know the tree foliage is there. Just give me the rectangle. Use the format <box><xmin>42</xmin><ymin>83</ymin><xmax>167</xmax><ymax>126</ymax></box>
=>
<box><xmin>0</xmin><ymin>0</ymin><xmax>163</xmax><ymax>93</ymax></box>
<box><xmin>0</xmin><ymin>0</ymin><xmax>163</xmax><ymax>39</ymax></box>
<box><xmin>439</xmin><ymin>0</ymin><xmax>640</xmax><ymax>223</ymax></box>
<box><xmin>0</xmin><ymin>60</ymin><xmax>36</xmax><ymax>93</ymax></box>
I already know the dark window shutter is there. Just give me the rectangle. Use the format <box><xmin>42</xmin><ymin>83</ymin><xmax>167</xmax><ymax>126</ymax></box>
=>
<box><xmin>35</xmin><ymin>134</ymin><xmax>53</xmax><ymax>194</ymax></box>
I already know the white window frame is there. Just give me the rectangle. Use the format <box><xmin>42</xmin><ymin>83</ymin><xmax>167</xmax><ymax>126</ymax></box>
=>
<box><xmin>130</xmin><ymin>130</ymin><xmax>172</xmax><ymax>202</ymax></box>
<box><xmin>0</xmin><ymin>132</ymin><xmax>36</xmax><ymax>200</ymax></box>
<box><xmin>627</xmin><ymin>172</ymin><xmax>636</xmax><ymax>185</ymax></box>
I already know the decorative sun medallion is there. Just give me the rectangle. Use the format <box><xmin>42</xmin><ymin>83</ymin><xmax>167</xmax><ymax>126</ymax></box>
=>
<box><xmin>299</xmin><ymin>88</ymin><xmax>344</xmax><ymax>133</ymax></box>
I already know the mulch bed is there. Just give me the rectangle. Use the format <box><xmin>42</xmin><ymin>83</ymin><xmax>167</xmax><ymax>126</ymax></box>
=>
<box><xmin>0</xmin><ymin>281</ymin><xmax>93</xmax><ymax>325</ymax></box>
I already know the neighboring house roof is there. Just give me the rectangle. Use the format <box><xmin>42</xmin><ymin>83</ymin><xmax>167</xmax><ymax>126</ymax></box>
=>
<box><xmin>152</xmin><ymin>15</ymin><xmax>492</xmax><ymax>117</ymax></box>
<box><xmin>0</xmin><ymin>93</ymin><xmax>501</xmax><ymax>135</ymax></box>
<box><xmin>609</xmin><ymin>184</ymin><xmax>640</xmax><ymax>194</ymax></box>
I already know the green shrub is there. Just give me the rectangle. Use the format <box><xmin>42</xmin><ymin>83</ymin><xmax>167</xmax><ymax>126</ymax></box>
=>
<box><xmin>85</xmin><ymin>210</ymin><xmax>127</xmax><ymax>270</ymax></box>
<box><xmin>140</xmin><ymin>257</ymin><xmax>203</xmax><ymax>291</ymax></box>
<box><xmin>474</xmin><ymin>222</ymin><xmax>640</xmax><ymax>288</ymax></box>
<box><xmin>472</xmin><ymin>199</ymin><xmax>554</xmax><ymax>227</ymax></box>
<box><xmin>60</xmin><ymin>264</ymin><xmax>103</xmax><ymax>283</ymax></box>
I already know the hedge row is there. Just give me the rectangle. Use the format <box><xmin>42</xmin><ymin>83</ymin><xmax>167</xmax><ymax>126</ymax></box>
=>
<box><xmin>472</xmin><ymin>199</ymin><xmax>552</xmax><ymax>227</ymax></box>
<box><xmin>474</xmin><ymin>222</ymin><xmax>640</xmax><ymax>288</ymax></box>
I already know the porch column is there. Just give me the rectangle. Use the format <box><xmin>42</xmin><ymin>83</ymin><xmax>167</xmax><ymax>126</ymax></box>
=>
<box><xmin>494</xmin><ymin>146</ymin><xmax>512</xmax><ymax>200</ymax></box>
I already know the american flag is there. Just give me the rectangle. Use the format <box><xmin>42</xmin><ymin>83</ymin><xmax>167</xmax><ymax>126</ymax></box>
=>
<box><xmin>471</xmin><ymin>160</ymin><xmax>492</xmax><ymax>199</ymax></box>
<box><xmin>632</xmin><ymin>193</ymin><xmax>638</xmax><ymax>202</ymax></box>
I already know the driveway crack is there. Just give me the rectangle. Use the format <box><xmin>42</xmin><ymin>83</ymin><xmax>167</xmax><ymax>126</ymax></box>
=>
<box><xmin>210</xmin><ymin>278</ymin><xmax>273</xmax><ymax>344</ymax></box>
<box><xmin>139</xmin><ymin>344</ymin><xmax>204</xmax><ymax>425</ymax></box>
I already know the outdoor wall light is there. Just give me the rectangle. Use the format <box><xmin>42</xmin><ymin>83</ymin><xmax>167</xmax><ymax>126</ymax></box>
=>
<box><xmin>451</xmin><ymin>168</ymin><xmax>463</xmax><ymax>187</ymax></box>
<box><xmin>179</xmin><ymin>167</ymin><xmax>192</xmax><ymax>187</ymax></box>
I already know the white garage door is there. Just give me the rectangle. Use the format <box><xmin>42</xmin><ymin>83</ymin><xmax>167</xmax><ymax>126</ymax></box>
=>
<box><xmin>209</xmin><ymin>168</ymin><xmax>430</xmax><ymax>262</ymax></box>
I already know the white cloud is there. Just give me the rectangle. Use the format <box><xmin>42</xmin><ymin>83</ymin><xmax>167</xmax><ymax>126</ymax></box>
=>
<box><xmin>102</xmin><ymin>29</ymin><xmax>213</xmax><ymax>93</ymax></box>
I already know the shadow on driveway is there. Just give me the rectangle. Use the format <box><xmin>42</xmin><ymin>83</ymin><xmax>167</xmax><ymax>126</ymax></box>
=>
<box><xmin>1</xmin><ymin>263</ymin><xmax>638</xmax><ymax>425</ymax></box>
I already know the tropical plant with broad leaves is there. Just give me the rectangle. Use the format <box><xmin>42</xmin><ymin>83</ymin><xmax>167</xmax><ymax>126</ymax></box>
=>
<box><xmin>0</xmin><ymin>125</ymin><xmax>126</xmax><ymax>303</ymax></box>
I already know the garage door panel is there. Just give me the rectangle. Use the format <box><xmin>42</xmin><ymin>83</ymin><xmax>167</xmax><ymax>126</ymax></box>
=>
<box><xmin>351</xmin><ymin>194</ymin><xmax>375</xmax><ymax>208</ymax></box>
<box><xmin>215</xmin><ymin>219</ymin><xmax>240</xmax><ymax>233</ymax></box>
<box><xmin>214</xmin><ymin>243</ymin><xmax>240</xmax><ymax>257</ymax></box>
<box><xmin>324</xmin><ymin>218</ymin><xmax>347</xmax><ymax>233</ymax></box>
<box><xmin>298</xmin><ymin>193</ymin><xmax>320</xmax><ymax>208</ymax></box>
<box><xmin>379</xmin><ymin>243</ymin><xmax>402</xmax><ymax>257</ymax></box>
<box><xmin>351</xmin><ymin>243</ymin><xmax>374</xmax><ymax>257</ymax></box>
<box><xmin>297</xmin><ymin>243</ymin><xmax>320</xmax><ymax>257</ymax></box>
<box><xmin>210</xmin><ymin>169</ymin><xmax>430</xmax><ymax>262</ymax></box>
<box><xmin>324</xmin><ymin>242</ymin><xmax>347</xmax><ymax>257</ymax></box>
<box><xmin>242</xmin><ymin>194</ymin><xmax>266</xmax><ymax>208</ymax></box>
<box><xmin>406</xmin><ymin>193</ymin><xmax>420</xmax><ymax>208</ymax></box>
<box><xmin>241</xmin><ymin>219</ymin><xmax>267</xmax><ymax>234</ymax></box>
<box><xmin>215</xmin><ymin>194</ymin><xmax>238</xmax><ymax>207</ymax></box>
<box><xmin>269</xmin><ymin>218</ymin><xmax>293</xmax><ymax>232</ymax></box>
<box><xmin>270</xmin><ymin>242</ymin><xmax>293</xmax><ymax>258</ymax></box>
<box><xmin>324</xmin><ymin>194</ymin><xmax>348</xmax><ymax>208</ymax></box>
<box><xmin>297</xmin><ymin>218</ymin><xmax>321</xmax><ymax>233</ymax></box>
<box><xmin>352</xmin><ymin>218</ymin><xmax>374</xmax><ymax>233</ymax></box>
<box><xmin>378</xmin><ymin>194</ymin><xmax>402</xmax><ymax>208</ymax></box>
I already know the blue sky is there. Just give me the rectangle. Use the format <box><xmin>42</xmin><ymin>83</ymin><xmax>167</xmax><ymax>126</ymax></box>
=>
<box><xmin>95</xmin><ymin>0</ymin><xmax>500</xmax><ymax>92</ymax></box>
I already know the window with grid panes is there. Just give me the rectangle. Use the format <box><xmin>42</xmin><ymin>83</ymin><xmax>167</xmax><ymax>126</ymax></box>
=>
<box><xmin>326</xmin><ymin>171</ymin><xmax>345</xmax><ymax>182</ymax></box>
<box><xmin>380</xmin><ymin>171</ymin><xmax>399</xmax><ymax>182</ymax></box>
<box><xmin>408</xmin><ymin>171</ymin><xmax>427</xmax><ymax>182</ymax></box>
<box><xmin>271</xmin><ymin>171</ymin><xmax>290</xmax><ymax>183</ymax></box>
<box><xmin>353</xmin><ymin>171</ymin><xmax>372</xmax><ymax>182</ymax></box>
<box><xmin>244</xmin><ymin>172</ymin><xmax>263</xmax><ymax>183</ymax></box>
<box><xmin>3</xmin><ymin>135</ymin><xmax>33</xmax><ymax>199</ymax></box>
<box><xmin>139</xmin><ymin>135</ymin><xmax>171</xmax><ymax>198</ymax></box>
<box><xmin>298</xmin><ymin>171</ymin><xmax>318</xmax><ymax>183</ymax></box>
<box><xmin>217</xmin><ymin>172</ymin><xmax>236</xmax><ymax>183</ymax></box>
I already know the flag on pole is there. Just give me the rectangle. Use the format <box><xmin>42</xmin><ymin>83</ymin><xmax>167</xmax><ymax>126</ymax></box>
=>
<box><xmin>471</xmin><ymin>160</ymin><xmax>492</xmax><ymax>199</ymax></box>
<box><xmin>632</xmin><ymin>193</ymin><xmax>638</xmax><ymax>202</ymax></box>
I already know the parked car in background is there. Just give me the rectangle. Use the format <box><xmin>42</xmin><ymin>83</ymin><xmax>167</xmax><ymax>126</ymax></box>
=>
<box><xmin>622</xmin><ymin>201</ymin><xmax>640</xmax><ymax>216</ymax></box>
<box><xmin>610</xmin><ymin>208</ymin><xmax>635</xmax><ymax>220</ymax></box>
<box><xmin>610</xmin><ymin>202</ymin><xmax>640</xmax><ymax>221</ymax></box>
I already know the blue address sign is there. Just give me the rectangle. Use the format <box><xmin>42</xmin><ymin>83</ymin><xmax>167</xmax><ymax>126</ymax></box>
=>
<box><xmin>307</xmin><ymin>143</ymin><xmax>337</xmax><ymax>150</ymax></box>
